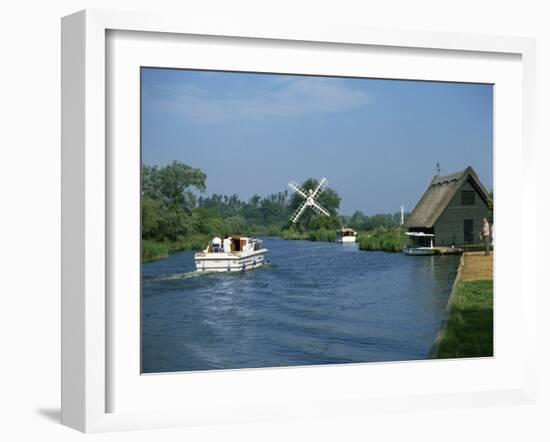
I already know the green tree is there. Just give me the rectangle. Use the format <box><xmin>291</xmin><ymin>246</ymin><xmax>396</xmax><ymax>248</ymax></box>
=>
<box><xmin>223</xmin><ymin>215</ymin><xmax>248</xmax><ymax>235</ymax></box>
<box><xmin>348</xmin><ymin>210</ymin><xmax>368</xmax><ymax>230</ymax></box>
<box><xmin>141</xmin><ymin>161</ymin><xmax>206</xmax><ymax>242</ymax></box>
<box><xmin>190</xmin><ymin>208</ymin><xmax>224</xmax><ymax>235</ymax></box>
<box><xmin>288</xmin><ymin>178</ymin><xmax>341</xmax><ymax>230</ymax></box>
<box><xmin>141</xmin><ymin>196</ymin><xmax>163</xmax><ymax>239</ymax></box>
<box><xmin>157</xmin><ymin>206</ymin><xmax>190</xmax><ymax>240</ymax></box>
<box><xmin>364</xmin><ymin>212</ymin><xmax>404</xmax><ymax>230</ymax></box>
<box><xmin>142</xmin><ymin>161</ymin><xmax>206</xmax><ymax>210</ymax></box>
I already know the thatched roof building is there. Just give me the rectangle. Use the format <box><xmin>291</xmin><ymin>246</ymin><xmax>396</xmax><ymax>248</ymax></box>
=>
<box><xmin>404</xmin><ymin>166</ymin><xmax>491</xmax><ymax>246</ymax></box>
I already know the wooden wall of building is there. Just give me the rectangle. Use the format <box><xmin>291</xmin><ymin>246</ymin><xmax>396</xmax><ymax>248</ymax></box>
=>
<box><xmin>434</xmin><ymin>179</ymin><xmax>491</xmax><ymax>246</ymax></box>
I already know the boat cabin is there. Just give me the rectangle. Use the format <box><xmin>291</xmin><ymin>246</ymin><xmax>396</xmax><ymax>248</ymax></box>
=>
<box><xmin>338</xmin><ymin>228</ymin><xmax>357</xmax><ymax>238</ymax></box>
<box><xmin>206</xmin><ymin>236</ymin><xmax>263</xmax><ymax>253</ymax></box>
<box><xmin>195</xmin><ymin>235</ymin><xmax>268</xmax><ymax>272</ymax></box>
<box><xmin>336</xmin><ymin>227</ymin><xmax>358</xmax><ymax>243</ymax></box>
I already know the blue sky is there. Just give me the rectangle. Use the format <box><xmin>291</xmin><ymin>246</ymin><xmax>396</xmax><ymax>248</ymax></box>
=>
<box><xmin>141</xmin><ymin>68</ymin><xmax>493</xmax><ymax>215</ymax></box>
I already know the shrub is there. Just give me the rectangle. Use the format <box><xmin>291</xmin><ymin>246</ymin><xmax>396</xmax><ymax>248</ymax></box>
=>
<box><xmin>141</xmin><ymin>240</ymin><xmax>169</xmax><ymax>262</ymax></box>
<box><xmin>171</xmin><ymin>234</ymin><xmax>211</xmax><ymax>252</ymax></box>
<box><xmin>280</xmin><ymin>228</ymin><xmax>309</xmax><ymax>240</ymax></box>
<box><xmin>309</xmin><ymin>229</ymin><xmax>337</xmax><ymax>242</ymax></box>
<box><xmin>358</xmin><ymin>227</ymin><xmax>408</xmax><ymax>252</ymax></box>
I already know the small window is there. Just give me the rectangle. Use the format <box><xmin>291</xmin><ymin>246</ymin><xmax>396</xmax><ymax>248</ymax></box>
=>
<box><xmin>461</xmin><ymin>190</ymin><xmax>475</xmax><ymax>205</ymax></box>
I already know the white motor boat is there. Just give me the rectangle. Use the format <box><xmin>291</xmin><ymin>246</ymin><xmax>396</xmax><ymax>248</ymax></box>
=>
<box><xmin>403</xmin><ymin>232</ymin><xmax>436</xmax><ymax>256</ymax></box>
<box><xmin>336</xmin><ymin>227</ymin><xmax>358</xmax><ymax>243</ymax></box>
<box><xmin>194</xmin><ymin>235</ymin><xmax>268</xmax><ymax>272</ymax></box>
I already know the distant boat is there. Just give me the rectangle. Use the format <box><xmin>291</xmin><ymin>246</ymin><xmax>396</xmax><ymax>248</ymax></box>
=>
<box><xmin>336</xmin><ymin>227</ymin><xmax>358</xmax><ymax>243</ymax></box>
<box><xmin>403</xmin><ymin>232</ymin><xmax>436</xmax><ymax>256</ymax></box>
<box><xmin>194</xmin><ymin>235</ymin><xmax>268</xmax><ymax>272</ymax></box>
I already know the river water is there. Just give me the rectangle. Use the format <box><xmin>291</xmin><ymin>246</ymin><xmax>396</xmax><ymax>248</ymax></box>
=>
<box><xmin>141</xmin><ymin>238</ymin><xmax>458</xmax><ymax>373</ymax></box>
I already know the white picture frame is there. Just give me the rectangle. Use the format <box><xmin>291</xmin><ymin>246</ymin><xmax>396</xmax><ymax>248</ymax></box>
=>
<box><xmin>61</xmin><ymin>9</ymin><xmax>537</xmax><ymax>433</ymax></box>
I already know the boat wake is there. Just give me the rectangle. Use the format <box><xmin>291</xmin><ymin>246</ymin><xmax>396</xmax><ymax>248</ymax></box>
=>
<box><xmin>159</xmin><ymin>271</ymin><xmax>204</xmax><ymax>281</ymax></box>
<box><xmin>157</xmin><ymin>261</ymin><xmax>273</xmax><ymax>281</ymax></box>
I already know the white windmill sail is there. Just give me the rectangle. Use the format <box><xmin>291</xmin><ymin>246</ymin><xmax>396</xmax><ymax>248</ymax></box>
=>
<box><xmin>288</xmin><ymin>177</ymin><xmax>331</xmax><ymax>223</ymax></box>
<box><xmin>290</xmin><ymin>200</ymin><xmax>309</xmax><ymax>224</ymax></box>
<box><xmin>310</xmin><ymin>177</ymin><xmax>328</xmax><ymax>199</ymax></box>
<box><xmin>310</xmin><ymin>200</ymin><xmax>330</xmax><ymax>216</ymax></box>
<box><xmin>288</xmin><ymin>181</ymin><xmax>308</xmax><ymax>199</ymax></box>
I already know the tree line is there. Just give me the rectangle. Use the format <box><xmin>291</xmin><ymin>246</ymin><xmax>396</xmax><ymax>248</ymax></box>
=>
<box><xmin>141</xmin><ymin>161</ymin><xmax>407</xmax><ymax>259</ymax></box>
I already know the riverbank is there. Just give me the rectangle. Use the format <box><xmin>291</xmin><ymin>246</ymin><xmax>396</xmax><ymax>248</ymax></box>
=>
<box><xmin>142</xmin><ymin>227</ymin><xmax>408</xmax><ymax>262</ymax></box>
<box><xmin>431</xmin><ymin>252</ymin><xmax>494</xmax><ymax>359</ymax></box>
<box><xmin>281</xmin><ymin>226</ymin><xmax>407</xmax><ymax>252</ymax></box>
<box><xmin>357</xmin><ymin>227</ymin><xmax>408</xmax><ymax>253</ymax></box>
<box><xmin>142</xmin><ymin>235</ymin><xmax>212</xmax><ymax>262</ymax></box>
<box><xmin>279</xmin><ymin>228</ymin><xmax>337</xmax><ymax>242</ymax></box>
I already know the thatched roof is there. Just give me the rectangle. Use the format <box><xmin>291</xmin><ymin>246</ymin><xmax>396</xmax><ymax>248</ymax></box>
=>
<box><xmin>403</xmin><ymin>166</ymin><xmax>490</xmax><ymax>228</ymax></box>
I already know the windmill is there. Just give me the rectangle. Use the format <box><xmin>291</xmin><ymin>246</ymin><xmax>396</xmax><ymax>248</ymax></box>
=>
<box><xmin>288</xmin><ymin>177</ymin><xmax>330</xmax><ymax>224</ymax></box>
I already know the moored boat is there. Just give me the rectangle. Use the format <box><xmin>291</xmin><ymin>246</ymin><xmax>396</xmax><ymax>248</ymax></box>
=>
<box><xmin>403</xmin><ymin>232</ymin><xmax>436</xmax><ymax>256</ymax></box>
<box><xmin>336</xmin><ymin>227</ymin><xmax>358</xmax><ymax>243</ymax></box>
<box><xmin>194</xmin><ymin>235</ymin><xmax>268</xmax><ymax>272</ymax></box>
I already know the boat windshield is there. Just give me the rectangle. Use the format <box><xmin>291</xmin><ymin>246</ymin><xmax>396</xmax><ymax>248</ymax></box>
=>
<box><xmin>339</xmin><ymin>229</ymin><xmax>356</xmax><ymax>237</ymax></box>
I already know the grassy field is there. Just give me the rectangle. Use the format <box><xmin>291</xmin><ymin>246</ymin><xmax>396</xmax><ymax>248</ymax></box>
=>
<box><xmin>436</xmin><ymin>253</ymin><xmax>494</xmax><ymax>358</ymax></box>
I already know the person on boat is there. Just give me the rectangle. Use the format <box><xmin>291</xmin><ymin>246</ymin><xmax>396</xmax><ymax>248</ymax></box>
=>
<box><xmin>223</xmin><ymin>237</ymin><xmax>232</xmax><ymax>253</ymax></box>
<box><xmin>481</xmin><ymin>218</ymin><xmax>491</xmax><ymax>256</ymax></box>
<box><xmin>212</xmin><ymin>236</ymin><xmax>222</xmax><ymax>253</ymax></box>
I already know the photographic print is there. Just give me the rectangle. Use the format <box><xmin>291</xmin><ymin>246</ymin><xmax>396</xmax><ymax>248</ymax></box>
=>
<box><xmin>140</xmin><ymin>68</ymin><xmax>493</xmax><ymax>374</ymax></box>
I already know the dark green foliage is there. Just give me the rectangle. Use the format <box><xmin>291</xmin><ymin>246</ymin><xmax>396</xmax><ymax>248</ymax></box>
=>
<box><xmin>288</xmin><ymin>178</ymin><xmax>341</xmax><ymax>231</ymax></box>
<box><xmin>170</xmin><ymin>234</ymin><xmax>212</xmax><ymax>252</ymax></box>
<box><xmin>223</xmin><ymin>215</ymin><xmax>248</xmax><ymax>235</ymax></box>
<box><xmin>199</xmin><ymin>191</ymin><xmax>291</xmax><ymax>227</ymax></box>
<box><xmin>279</xmin><ymin>228</ymin><xmax>310</xmax><ymax>240</ymax></box>
<box><xmin>347</xmin><ymin>210</ymin><xmax>369</xmax><ymax>230</ymax></box>
<box><xmin>141</xmin><ymin>162</ymin><xmax>409</xmax><ymax>261</ymax></box>
<box><xmin>190</xmin><ymin>208</ymin><xmax>224</xmax><ymax>235</ymax></box>
<box><xmin>308</xmin><ymin>229</ymin><xmax>337</xmax><ymax>242</ymax></box>
<box><xmin>141</xmin><ymin>240</ymin><xmax>169</xmax><ymax>262</ymax></box>
<box><xmin>358</xmin><ymin>227</ymin><xmax>409</xmax><ymax>252</ymax></box>
<box><xmin>141</xmin><ymin>161</ymin><xmax>206</xmax><ymax>244</ymax></box>
<box><xmin>279</xmin><ymin>227</ymin><xmax>336</xmax><ymax>242</ymax></box>
<box><xmin>142</xmin><ymin>196</ymin><xmax>190</xmax><ymax>241</ymax></box>
<box><xmin>308</xmin><ymin>213</ymin><xmax>341</xmax><ymax>231</ymax></box>
<box><xmin>343</xmin><ymin>211</ymin><xmax>408</xmax><ymax>231</ymax></box>
<box><xmin>437</xmin><ymin>280</ymin><xmax>493</xmax><ymax>358</ymax></box>
<box><xmin>141</xmin><ymin>197</ymin><xmax>164</xmax><ymax>239</ymax></box>
<box><xmin>142</xmin><ymin>162</ymin><xmax>297</xmax><ymax>261</ymax></box>
<box><xmin>142</xmin><ymin>161</ymin><xmax>206</xmax><ymax>209</ymax></box>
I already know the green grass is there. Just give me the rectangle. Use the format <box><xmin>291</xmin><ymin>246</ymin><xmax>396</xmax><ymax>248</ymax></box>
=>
<box><xmin>141</xmin><ymin>240</ymin><xmax>169</xmax><ymax>262</ymax></box>
<box><xmin>279</xmin><ymin>229</ymin><xmax>311</xmax><ymax>240</ymax></box>
<box><xmin>169</xmin><ymin>234</ymin><xmax>211</xmax><ymax>253</ymax></box>
<box><xmin>308</xmin><ymin>229</ymin><xmax>337</xmax><ymax>242</ymax></box>
<box><xmin>142</xmin><ymin>234</ymin><xmax>211</xmax><ymax>262</ymax></box>
<box><xmin>436</xmin><ymin>280</ymin><xmax>494</xmax><ymax>358</ymax></box>
<box><xmin>358</xmin><ymin>227</ymin><xmax>409</xmax><ymax>252</ymax></box>
<box><xmin>143</xmin><ymin>226</ymin><xmax>406</xmax><ymax>262</ymax></box>
<box><xmin>279</xmin><ymin>228</ymin><xmax>337</xmax><ymax>242</ymax></box>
